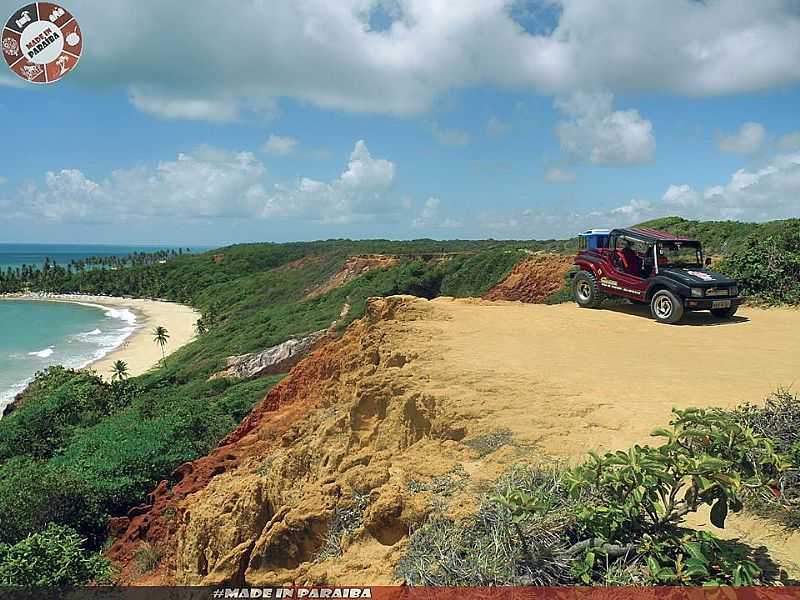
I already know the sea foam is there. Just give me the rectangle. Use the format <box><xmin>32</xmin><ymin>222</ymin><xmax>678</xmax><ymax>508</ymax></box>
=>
<box><xmin>28</xmin><ymin>347</ymin><xmax>54</xmax><ymax>358</ymax></box>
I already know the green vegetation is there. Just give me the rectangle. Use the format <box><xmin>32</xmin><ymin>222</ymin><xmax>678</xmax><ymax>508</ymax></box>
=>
<box><xmin>110</xmin><ymin>360</ymin><xmax>128</xmax><ymax>382</ymax></box>
<box><xmin>0</xmin><ymin>524</ymin><xmax>112</xmax><ymax>587</ymax></box>
<box><xmin>729</xmin><ymin>391</ymin><xmax>800</xmax><ymax>527</ymax></box>
<box><xmin>638</xmin><ymin>216</ymin><xmax>800</xmax><ymax>304</ymax></box>
<box><xmin>133</xmin><ymin>542</ymin><xmax>162</xmax><ymax>574</ymax></box>
<box><xmin>0</xmin><ymin>221</ymin><xmax>797</xmax><ymax>585</ymax></box>
<box><xmin>400</xmin><ymin>402</ymin><xmax>795</xmax><ymax>587</ymax></box>
<box><xmin>316</xmin><ymin>492</ymin><xmax>371</xmax><ymax>562</ymax></box>
<box><xmin>0</xmin><ymin>238</ymin><xmax>556</xmax><ymax>585</ymax></box>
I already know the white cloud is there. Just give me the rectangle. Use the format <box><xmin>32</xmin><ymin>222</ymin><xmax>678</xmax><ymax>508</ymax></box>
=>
<box><xmin>778</xmin><ymin>131</ymin><xmax>800</xmax><ymax>151</ymax></box>
<box><xmin>486</xmin><ymin>116</ymin><xmax>510</xmax><ymax>137</ymax></box>
<box><xmin>432</xmin><ymin>123</ymin><xmax>471</xmax><ymax>146</ymax></box>
<box><xmin>554</xmin><ymin>91</ymin><xmax>655</xmax><ymax>165</ymax></box>
<box><xmin>7</xmin><ymin>141</ymin><xmax>399</xmax><ymax>225</ymax></box>
<box><xmin>481</xmin><ymin>151</ymin><xmax>800</xmax><ymax>238</ymax></box>
<box><xmin>544</xmin><ymin>166</ymin><xmax>576</xmax><ymax>183</ymax></box>
<box><xmin>262</xmin><ymin>140</ymin><xmax>398</xmax><ymax>223</ymax></box>
<box><xmin>263</xmin><ymin>134</ymin><xmax>298</xmax><ymax>156</ymax></box>
<box><xmin>59</xmin><ymin>1</ymin><xmax>800</xmax><ymax>121</ymax></box>
<box><xmin>718</xmin><ymin>122</ymin><xmax>766</xmax><ymax>154</ymax></box>
<box><xmin>128</xmin><ymin>90</ymin><xmax>240</xmax><ymax>122</ymax></box>
<box><xmin>598</xmin><ymin>151</ymin><xmax>800</xmax><ymax>224</ymax></box>
<box><xmin>412</xmin><ymin>197</ymin><xmax>463</xmax><ymax>229</ymax></box>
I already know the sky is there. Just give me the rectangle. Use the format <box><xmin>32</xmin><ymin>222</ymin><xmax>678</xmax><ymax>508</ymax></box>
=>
<box><xmin>1</xmin><ymin>0</ymin><xmax>799</xmax><ymax>245</ymax></box>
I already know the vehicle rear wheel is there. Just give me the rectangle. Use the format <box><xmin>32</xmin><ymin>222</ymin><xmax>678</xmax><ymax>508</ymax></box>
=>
<box><xmin>572</xmin><ymin>271</ymin><xmax>603</xmax><ymax>308</ymax></box>
<box><xmin>711</xmin><ymin>306</ymin><xmax>738</xmax><ymax>318</ymax></box>
<box><xmin>650</xmin><ymin>289</ymin><xmax>684</xmax><ymax>324</ymax></box>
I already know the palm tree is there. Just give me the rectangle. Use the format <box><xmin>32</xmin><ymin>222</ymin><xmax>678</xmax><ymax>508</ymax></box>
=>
<box><xmin>153</xmin><ymin>326</ymin><xmax>170</xmax><ymax>367</ymax></box>
<box><xmin>110</xmin><ymin>360</ymin><xmax>129</xmax><ymax>382</ymax></box>
<box><xmin>195</xmin><ymin>318</ymin><xmax>207</xmax><ymax>336</ymax></box>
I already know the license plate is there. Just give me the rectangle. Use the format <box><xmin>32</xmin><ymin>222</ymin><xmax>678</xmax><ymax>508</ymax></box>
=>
<box><xmin>712</xmin><ymin>300</ymin><xmax>731</xmax><ymax>309</ymax></box>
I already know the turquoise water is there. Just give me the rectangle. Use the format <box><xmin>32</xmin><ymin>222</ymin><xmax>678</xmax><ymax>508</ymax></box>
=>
<box><xmin>0</xmin><ymin>300</ymin><xmax>139</xmax><ymax>412</ymax></box>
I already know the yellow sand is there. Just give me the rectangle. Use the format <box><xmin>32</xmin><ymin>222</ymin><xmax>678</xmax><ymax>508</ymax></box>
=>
<box><xmin>15</xmin><ymin>294</ymin><xmax>199</xmax><ymax>380</ymax></box>
<box><xmin>396</xmin><ymin>298</ymin><xmax>800</xmax><ymax>577</ymax></box>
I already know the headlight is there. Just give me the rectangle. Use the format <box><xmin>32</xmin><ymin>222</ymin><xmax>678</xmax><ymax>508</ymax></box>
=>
<box><xmin>690</xmin><ymin>288</ymin><xmax>703</xmax><ymax>297</ymax></box>
<box><xmin>730</xmin><ymin>286</ymin><xmax>738</xmax><ymax>296</ymax></box>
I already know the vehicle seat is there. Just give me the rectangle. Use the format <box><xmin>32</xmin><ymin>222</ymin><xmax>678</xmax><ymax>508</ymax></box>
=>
<box><xmin>617</xmin><ymin>248</ymin><xmax>642</xmax><ymax>276</ymax></box>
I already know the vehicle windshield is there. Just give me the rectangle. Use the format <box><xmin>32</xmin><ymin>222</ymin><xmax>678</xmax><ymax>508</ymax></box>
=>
<box><xmin>658</xmin><ymin>241</ymin><xmax>703</xmax><ymax>267</ymax></box>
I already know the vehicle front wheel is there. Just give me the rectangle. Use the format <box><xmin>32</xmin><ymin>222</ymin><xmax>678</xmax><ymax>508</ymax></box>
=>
<box><xmin>572</xmin><ymin>271</ymin><xmax>603</xmax><ymax>308</ymax></box>
<box><xmin>711</xmin><ymin>305</ymin><xmax>738</xmax><ymax>318</ymax></box>
<box><xmin>650</xmin><ymin>289</ymin><xmax>684</xmax><ymax>324</ymax></box>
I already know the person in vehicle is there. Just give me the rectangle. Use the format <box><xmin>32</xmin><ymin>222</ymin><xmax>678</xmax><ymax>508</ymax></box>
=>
<box><xmin>616</xmin><ymin>240</ymin><xmax>642</xmax><ymax>275</ymax></box>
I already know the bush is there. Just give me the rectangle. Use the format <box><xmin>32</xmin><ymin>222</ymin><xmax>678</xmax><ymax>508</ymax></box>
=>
<box><xmin>398</xmin><ymin>465</ymin><xmax>577</xmax><ymax>586</ymax></box>
<box><xmin>728</xmin><ymin>390</ymin><xmax>800</xmax><ymax>526</ymax></box>
<box><xmin>721</xmin><ymin>225</ymin><xmax>800</xmax><ymax>304</ymax></box>
<box><xmin>400</xmin><ymin>408</ymin><xmax>786</xmax><ymax>587</ymax></box>
<box><xmin>0</xmin><ymin>459</ymin><xmax>107</xmax><ymax>547</ymax></box>
<box><xmin>0</xmin><ymin>524</ymin><xmax>112</xmax><ymax>587</ymax></box>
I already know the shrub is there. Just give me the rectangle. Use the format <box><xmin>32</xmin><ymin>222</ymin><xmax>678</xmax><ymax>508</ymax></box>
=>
<box><xmin>728</xmin><ymin>390</ymin><xmax>800</xmax><ymax>526</ymax></box>
<box><xmin>316</xmin><ymin>492</ymin><xmax>371</xmax><ymax>561</ymax></box>
<box><xmin>398</xmin><ymin>465</ymin><xmax>577</xmax><ymax>586</ymax></box>
<box><xmin>721</xmin><ymin>225</ymin><xmax>800</xmax><ymax>304</ymax></box>
<box><xmin>0</xmin><ymin>524</ymin><xmax>112</xmax><ymax>587</ymax></box>
<box><xmin>134</xmin><ymin>542</ymin><xmax>162</xmax><ymax>574</ymax></box>
<box><xmin>0</xmin><ymin>459</ymin><xmax>107</xmax><ymax>547</ymax></box>
<box><xmin>401</xmin><ymin>408</ymin><xmax>786</xmax><ymax>587</ymax></box>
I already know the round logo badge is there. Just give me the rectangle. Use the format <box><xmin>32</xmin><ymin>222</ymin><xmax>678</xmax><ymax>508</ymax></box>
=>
<box><xmin>3</xmin><ymin>3</ymin><xmax>82</xmax><ymax>84</ymax></box>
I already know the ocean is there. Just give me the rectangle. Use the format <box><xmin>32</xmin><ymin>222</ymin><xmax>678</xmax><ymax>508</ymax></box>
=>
<box><xmin>0</xmin><ymin>243</ymin><xmax>196</xmax><ymax>412</ymax></box>
<box><xmin>0</xmin><ymin>243</ymin><xmax>179</xmax><ymax>270</ymax></box>
<box><xmin>0</xmin><ymin>300</ymin><xmax>138</xmax><ymax>411</ymax></box>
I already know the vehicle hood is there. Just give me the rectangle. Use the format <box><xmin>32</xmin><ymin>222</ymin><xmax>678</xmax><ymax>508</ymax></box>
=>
<box><xmin>659</xmin><ymin>266</ymin><xmax>736</xmax><ymax>286</ymax></box>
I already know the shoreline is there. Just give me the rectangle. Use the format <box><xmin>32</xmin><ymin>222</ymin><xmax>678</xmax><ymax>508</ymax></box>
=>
<box><xmin>1</xmin><ymin>292</ymin><xmax>199</xmax><ymax>384</ymax></box>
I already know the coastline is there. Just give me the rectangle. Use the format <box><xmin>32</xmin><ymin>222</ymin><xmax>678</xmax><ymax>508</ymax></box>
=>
<box><xmin>0</xmin><ymin>292</ymin><xmax>199</xmax><ymax>382</ymax></box>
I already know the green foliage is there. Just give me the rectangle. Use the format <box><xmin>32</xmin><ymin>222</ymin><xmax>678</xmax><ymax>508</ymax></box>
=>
<box><xmin>533</xmin><ymin>408</ymin><xmax>781</xmax><ymax>585</ymax></box>
<box><xmin>0</xmin><ymin>458</ymin><xmax>108</xmax><ymax>547</ymax></box>
<box><xmin>720</xmin><ymin>224</ymin><xmax>800</xmax><ymax>304</ymax></box>
<box><xmin>316</xmin><ymin>492</ymin><xmax>371</xmax><ymax>562</ymax></box>
<box><xmin>0</xmin><ymin>524</ymin><xmax>112</xmax><ymax>587</ymax></box>
<box><xmin>568</xmin><ymin>408</ymin><xmax>783</xmax><ymax>543</ymax></box>
<box><xmin>728</xmin><ymin>390</ymin><xmax>800</xmax><ymax>527</ymax></box>
<box><xmin>439</xmin><ymin>249</ymin><xmax>526</xmax><ymax>297</ymax></box>
<box><xmin>636</xmin><ymin>216</ymin><xmax>799</xmax><ymax>256</ymax></box>
<box><xmin>0</xmin><ymin>369</ymin><xmax>112</xmax><ymax>461</ymax></box>
<box><xmin>133</xmin><ymin>542</ymin><xmax>162</xmax><ymax>574</ymax></box>
<box><xmin>398</xmin><ymin>465</ymin><xmax>576</xmax><ymax>586</ymax></box>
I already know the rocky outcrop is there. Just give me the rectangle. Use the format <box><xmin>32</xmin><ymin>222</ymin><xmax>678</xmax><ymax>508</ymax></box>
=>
<box><xmin>483</xmin><ymin>253</ymin><xmax>573</xmax><ymax>303</ymax></box>
<box><xmin>107</xmin><ymin>296</ymin><xmax>482</xmax><ymax>585</ymax></box>
<box><xmin>210</xmin><ymin>331</ymin><xmax>327</xmax><ymax>380</ymax></box>
<box><xmin>1</xmin><ymin>391</ymin><xmax>25</xmax><ymax>417</ymax></box>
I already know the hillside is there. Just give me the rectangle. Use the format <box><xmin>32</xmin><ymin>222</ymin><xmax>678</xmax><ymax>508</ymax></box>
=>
<box><xmin>0</xmin><ymin>217</ymin><xmax>798</xmax><ymax>586</ymax></box>
<box><xmin>109</xmin><ymin>297</ymin><xmax>800</xmax><ymax>585</ymax></box>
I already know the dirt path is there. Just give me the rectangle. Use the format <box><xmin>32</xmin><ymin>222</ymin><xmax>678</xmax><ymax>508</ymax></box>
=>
<box><xmin>392</xmin><ymin>298</ymin><xmax>800</xmax><ymax>578</ymax></box>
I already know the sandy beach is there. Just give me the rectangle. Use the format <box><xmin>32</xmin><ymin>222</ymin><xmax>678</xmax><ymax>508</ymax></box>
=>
<box><xmin>3</xmin><ymin>293</ymin><xmax>199</xmax><ymax>380</ymax></box>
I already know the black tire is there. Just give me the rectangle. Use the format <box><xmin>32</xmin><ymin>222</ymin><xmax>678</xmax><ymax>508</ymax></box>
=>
<box><xmin>711</xmin><ymin>305</ymin><xmax>738</xmax><ymax>318</ymax></box>
<box><xmin>572</xmin><ymin>271</ymin><xmax>603</xmax><ymax>308</ymax></box>
<box><xmin>650</xmin><ymin>289</ymin><xmax>684</xmax><ymax>324</ymax></box>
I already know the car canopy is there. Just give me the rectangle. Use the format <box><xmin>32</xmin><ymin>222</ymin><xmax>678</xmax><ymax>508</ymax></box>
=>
<box><xmin>610</xmin><ymin>227</ymin><xmax>697</xmax><ymax>245</ymax></box>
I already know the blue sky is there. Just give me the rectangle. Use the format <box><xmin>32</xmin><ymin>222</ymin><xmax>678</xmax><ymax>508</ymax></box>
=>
<box><xmin>1</xmin><ymin>1</ymin><xmax>799</xmax><ymax>245</ymax></box>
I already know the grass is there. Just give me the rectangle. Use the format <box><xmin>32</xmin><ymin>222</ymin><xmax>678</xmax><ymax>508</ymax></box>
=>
<box><xmin>463</xmin><ymin>429</ymin><xmax>514</xmax><ymax>457</ymax></box>
<box><xmin>396</xmin><ymin>464</ymin><xmax>576</xmax><ymax>586</ymax></box>
<box><xmin>407</xmin><ymin>464</ymin><xmax>469</xmax><ymax>497</ymax></box>
<box><xmin>133</xmin><ymin>542</ymin><xmax>162</xmax><ymax>574</ymax></box>
<box><xmin>316</xmin><ymin>492</ymin><xmax>371</xmax><ymax>561</ymax></box>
